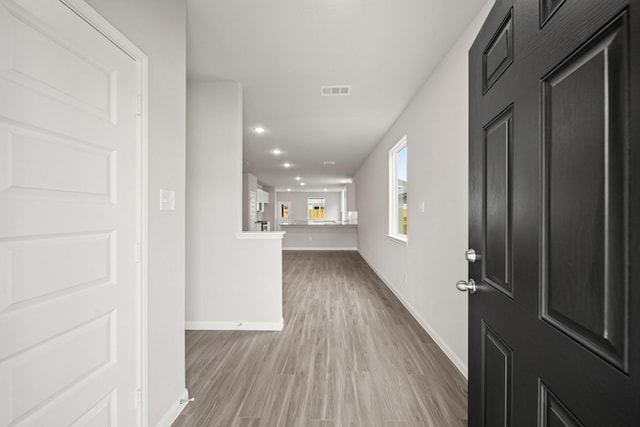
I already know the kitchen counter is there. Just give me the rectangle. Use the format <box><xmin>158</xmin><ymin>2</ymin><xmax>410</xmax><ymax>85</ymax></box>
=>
<box><xmin>280</xmin><ymin>220</ymin><xmax>357</xmax><ymax>228</ymax></box>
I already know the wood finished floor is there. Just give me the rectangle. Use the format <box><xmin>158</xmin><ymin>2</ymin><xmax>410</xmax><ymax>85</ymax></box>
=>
<box><xmin>172</xmin><ymin>251</ymin><xmax>467</xmax><ymax>427</ymax></box>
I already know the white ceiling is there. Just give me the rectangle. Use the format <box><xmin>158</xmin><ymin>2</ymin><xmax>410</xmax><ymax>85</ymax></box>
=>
<box><xmin>187</xmin><ymin>0</ymin><xmax>488</xmax><ymax>191</ymax></box>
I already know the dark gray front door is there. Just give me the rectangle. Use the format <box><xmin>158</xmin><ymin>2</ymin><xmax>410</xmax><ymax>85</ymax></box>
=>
<box><xmin>467</xmin><ymin>0</ymin><xmax>639</xmax><ymax>424</ymax></box>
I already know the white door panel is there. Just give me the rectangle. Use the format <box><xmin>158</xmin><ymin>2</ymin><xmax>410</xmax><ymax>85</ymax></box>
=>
<box><xmin>0</xmin><ymin>1</ymin><xmax>139</xmax><ymax>426</ymax></box>
<box><xmin>0</xmin><ymin>122</ymin><xmax>116</xmax><ymax>201</ymax></box>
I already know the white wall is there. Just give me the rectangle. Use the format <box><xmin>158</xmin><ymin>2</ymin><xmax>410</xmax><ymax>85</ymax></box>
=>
<box><xmin>276</xmin><ymin>191</ymin><xmax>341</xmax><ymax>222</ymax></box>
<box><xmin>260</xmin><ymin>185</ymin><xmax>277</xmax><ymax>227</ymax></box>
<box><xmin>186</xmin><ymin>81</ymin><xmax>283</xmax><ymax>331</ymax></box>
<box><xmin>346</xmin><ymin>182</ymin><xmax>356</xmax><ymax>212</ymax></box>
<box><xmin>355</xmin><ymin>1</ymin><xmax>492</xmax><ymax>377</ymax></box>
<box><xmin>84</xmin><ymin>0</ymin><xmax>187</xmax><ymax>424</ymax></box>
<box><xmin>242</xmin><ymin>172</ymin><xmax>258</xmax><ymax>231</ymax></box>
<box><xmin>282</xmin><ymin>226</ymin><xmax>358</xmax><ymax>250</ymax></box>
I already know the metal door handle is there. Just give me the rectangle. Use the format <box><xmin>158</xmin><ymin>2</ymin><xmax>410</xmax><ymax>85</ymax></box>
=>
<box><xmin>465</xmin><ymin>248</ymin><xmax>479</xmax><ymax>263</ymax></box>
<box><xmin>456</xmin><ymin>279</ymin><xmax>477</xmax><ymax>294</ymax></box>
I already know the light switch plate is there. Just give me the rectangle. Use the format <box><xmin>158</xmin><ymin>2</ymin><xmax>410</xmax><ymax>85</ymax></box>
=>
<box><xmin>160</xmin><ymin>189</ymin><xmax>176</xmax><ymax>211</ymax></box>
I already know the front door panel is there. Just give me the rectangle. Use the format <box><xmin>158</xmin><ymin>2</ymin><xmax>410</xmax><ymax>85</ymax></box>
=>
<box><xmin>541</xmin><ymin>14</ymin><xmax>629</xmax><ymax>371</ymax></box>
<box><xmin>481</xmin><ymin>322</ymin><xmax>513</xmax><ymax>427</ymax></box>
<box><xmin>538</xmin><ymin>382</ymin><xmax>583</xmax><ymax>427</ymax></box>
<box><xmin>483</xmin><ymin>106</ymin><xmax>513</xmax><ymax>297</ymax></box>
<box><xmin>469</xmin><ymin>0</ymin><xmax>639</xmax><ymax>425</ymax></box>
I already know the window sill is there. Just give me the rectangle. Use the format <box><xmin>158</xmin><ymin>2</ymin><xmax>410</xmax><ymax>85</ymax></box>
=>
<box><xmin>386</xmin><ymin>234</ymin><xmax>408</xmax><ymax>246</ymax></box>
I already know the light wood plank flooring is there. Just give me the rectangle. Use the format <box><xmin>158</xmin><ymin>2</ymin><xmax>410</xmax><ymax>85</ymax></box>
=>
<box><xmin>173</xmin><ymin>251</ymin><xmax>467</xmax><ymax>427</ymax></box>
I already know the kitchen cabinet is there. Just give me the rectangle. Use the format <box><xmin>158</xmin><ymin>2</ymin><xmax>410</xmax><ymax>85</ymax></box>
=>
<box><xmin>257</xmin><ymin>189</ymin><xmax>269</xmax><ymax>204</ymax></box>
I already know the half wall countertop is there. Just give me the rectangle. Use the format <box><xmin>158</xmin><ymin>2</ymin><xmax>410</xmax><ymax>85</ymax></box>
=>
<box><xmin>280</xmin><ymin>220</ymin><xmax>357</xmax><ymax>228</ymax></box>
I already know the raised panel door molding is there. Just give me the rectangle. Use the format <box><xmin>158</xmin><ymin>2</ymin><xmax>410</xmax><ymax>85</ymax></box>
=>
<box><xmin>540</xmin><ymin>11</ymin><xmax>629</xmax><ymax>372</ymax></box>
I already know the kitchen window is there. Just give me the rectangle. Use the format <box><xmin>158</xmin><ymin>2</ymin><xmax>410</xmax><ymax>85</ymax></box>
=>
<box><xmin>307</xmin><ymin>197</ymin><xmax>326</xmax><ymax>219</ymax></box>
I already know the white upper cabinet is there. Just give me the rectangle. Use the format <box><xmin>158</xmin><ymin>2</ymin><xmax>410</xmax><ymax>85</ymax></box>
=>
<box><xmin>257</xmin><ymin>189</ymin><xmax>270</xmax><ymax>204</ymax></box>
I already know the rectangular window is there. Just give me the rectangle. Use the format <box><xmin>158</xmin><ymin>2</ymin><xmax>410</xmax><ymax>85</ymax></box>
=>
<box><xmin>307</xmin><ymin>197</ymin><xmax>325</xmax><ymax>219</ymax></box>
<box><xmin>389</xmin><ymin>136</ymin><xmax>408</xmax><ymax>243</ymax></box>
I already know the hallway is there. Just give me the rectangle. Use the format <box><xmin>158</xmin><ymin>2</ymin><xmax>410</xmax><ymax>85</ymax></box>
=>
<box><xmin>173</xmin><ymin>251</ymin><xmax>467</xmax><ymax>426</ymax></box>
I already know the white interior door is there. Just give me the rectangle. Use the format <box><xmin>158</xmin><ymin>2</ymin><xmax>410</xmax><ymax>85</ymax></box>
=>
<box><xmin>0</xmin><ymin>1</ymin><xmax>140</xmax><ymax>425</ymax></box>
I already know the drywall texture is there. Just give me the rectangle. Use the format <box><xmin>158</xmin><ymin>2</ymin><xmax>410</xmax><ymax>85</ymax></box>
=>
<box><xmin>355</xmin><ymin>1</ymin><xmax>493</xmax><ymax>377</ymax></box>
<box><xmin>186</xmin><ymin>82</ymin><xmax>283</xmax><ymax>330</ymax></box>
<box><xmin>276</xmin><ymin>191</ymin><xmax>341</xmax><ymax>222</ymax></box>
<box><xmin>85</xmin><ymin>0</ymin><xmax>187</xmax><ymax>424</ymax></box>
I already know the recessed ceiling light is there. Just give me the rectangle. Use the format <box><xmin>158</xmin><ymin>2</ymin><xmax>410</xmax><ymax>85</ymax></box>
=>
<box><xmin>324</xmin><ymin>188</ymin><xmax>328</xmax><ymax>192</ymax></box>
<box><xmin>272</xmin><ymin>148</ymin><xmax>281</xmax><ymax>155</ymax></box>
<box><xmin>287</xmin><ymin>188</ymin><xmax>291</xmax><ymax>192</ymax></box>
<box><xmin>295</xmin><ymin>176</ymin><xmax>301</xmax><ymax>181</ymax></box>
<box><xmin>283</xmin><ymin>163</ymin><xmax>291</xmax><ymax>168</ymax></box>
<box><xmin>254</xmin><ymin>127</ymin><xmax>265</xmax><ymax>134</ymax></box>
<box><xmin>300</xmin><ymin>182</ymin><xmax>305</xmax><ymax>186</ymax></box>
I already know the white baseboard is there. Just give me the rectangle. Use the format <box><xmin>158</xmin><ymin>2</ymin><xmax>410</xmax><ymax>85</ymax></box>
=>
<box><xmin>282</xmin><ymin>247</ymin><xmax>358</xmax><ymax>251</ymax></box>
<box><xmin>154</xmin><ymin>388</ymin><xmax>190</xmax><ymax>427</ymax></box>
<box><xmin>357</xmin><ymin>251</ymin><xmax>468</xmax><ymax>379</ymax></box>
<box><xmin>185</xmin><ymin>318</ymin><xmax>284</xmax><ymax>331</ymax></box>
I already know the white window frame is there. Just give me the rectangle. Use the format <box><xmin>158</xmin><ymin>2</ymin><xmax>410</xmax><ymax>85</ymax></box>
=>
<box><xmin>388</xmin><ymin>135</ymin><xmax>408</xmax><ymax>245</ymax></box>
<box><xmin>307</xmin><ymin>197</ymin><xmax>326</xmax><ymax>220</ymax></box>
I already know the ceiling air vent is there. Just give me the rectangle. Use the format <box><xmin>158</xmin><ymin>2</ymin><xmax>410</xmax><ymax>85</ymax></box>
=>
<box><xmin>321</xmin><ymin>85</ymin><xmax>351</xmax><ymax>96</ymax></box>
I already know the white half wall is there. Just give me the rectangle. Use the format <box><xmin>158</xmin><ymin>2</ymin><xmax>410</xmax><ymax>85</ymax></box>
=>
<box><xmin>187</xmin><ymin>232</ymin><xmax>285</xmax><ymax>330</ymax></box>
<box><xmin>186</xmin><ymin>82</ymin><xmax>284</xmax><ymax>330</ymax></box>
<box><xmin>281</xmin><ymin>226</ymin><xmax>358</xmax><ymax>250</ymax></box>
<box><xmin>355</xmin><ymin>1</ymin><xmax>493</xmax><ymax>377</ymax></box>
<box><xmin>84</xmin><ymin>0</ymin><xmax>187</xmax><ymax>425</ymax></box>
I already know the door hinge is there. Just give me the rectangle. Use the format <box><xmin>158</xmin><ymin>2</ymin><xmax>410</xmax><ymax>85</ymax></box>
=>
<box><xmin>135</xmin><ymin>243</ymin><xmax>141</xmax><ymax>264</ymax></box>
<box><xmin>136</xmin><ymin>94</ymin><xmax>142</xmax><ymax>116</ymax></box>
<box><xmin>135</xmin><ymin>389</ymin><xmax>142</xmax><ymax>409</ymax></box>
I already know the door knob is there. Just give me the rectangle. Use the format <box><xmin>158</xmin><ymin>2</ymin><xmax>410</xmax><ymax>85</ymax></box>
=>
<box><xmin>456</xmin><ymin>279</ymin><xmax>477</xmax><ymax>294</ymax></box>
<box><xmin>465</xmin><ymin>248</ymin><xmax>479</xmax><ymax>263</ymax></box>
